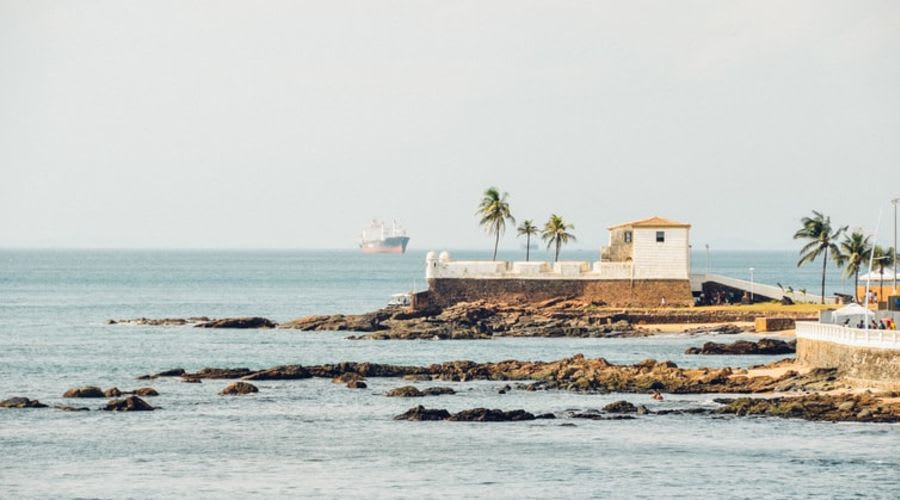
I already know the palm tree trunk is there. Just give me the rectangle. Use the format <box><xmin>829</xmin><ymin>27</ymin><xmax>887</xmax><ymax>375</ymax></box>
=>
<box><xmin>821</xmin><ymin>247</ymin><xmax>827</xmax><ymax>304</ymax></box>
<box><xmin>492</xmin><ymin>230</ymin><xmax>499</xmax><ymax>261</ymax></box>
<box><xmin>880</xmin><ymin>269</ymin><xmax>884</xmax><ymax>306</ymax></box>
<box><xmin>525</xmin><ymin>234</ymin><xmax>530</xmax><ymax>262</ymax></box>
<box><xmin>854</xmin><ymin>270</ymin><xmax>859</xmax><ymax>303</ymax></box>
<box><xmin>555</xmin><ymin>240</ymin><xmax>561</xmax><ymax>263</ymax></box>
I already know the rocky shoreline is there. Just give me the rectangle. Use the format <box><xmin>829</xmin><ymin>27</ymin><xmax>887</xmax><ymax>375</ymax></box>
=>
<box><xmin>4</xmin><ymin>355</ymin><xmax>898</xmax><ymax>422</ymax></box>
<box><xmin>106</xmin><ymin>299</ymin><xmax>809</xmax><ymax>339</ymax></box>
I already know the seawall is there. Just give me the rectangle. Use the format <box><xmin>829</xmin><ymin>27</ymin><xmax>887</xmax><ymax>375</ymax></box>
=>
<box><xmin>417</xmin><ymin>278</ymin><xmax>693</xmax><ymax>308</ymax></box>
<box><xmin>796</xmin><ymin>323</ymin><xmax>900</xmax><ymax>389</ymax></box>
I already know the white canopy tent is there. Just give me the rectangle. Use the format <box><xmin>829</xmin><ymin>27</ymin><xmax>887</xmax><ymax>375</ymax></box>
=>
<box><xmin>832</xmin><ymin>303</ymin><xmax>876</xmax><ymax>323</ymax></box>
<box><xmin>857</xmin><ymin>270</ymin><xmax>897</xmax><ymax>281</ymax></box>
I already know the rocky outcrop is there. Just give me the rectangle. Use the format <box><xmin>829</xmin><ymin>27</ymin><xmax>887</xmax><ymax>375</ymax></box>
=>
<box><xmin>393</xmin><ymin>405</ymin><xmax>452</xmax><ymax>421</ymax></box>
<box><xmin>422</xmin><ymin>387</ymin><xmax>456</xmax><ymax>396</ymax></box>
<box><xmin>143</xmin><ymin>355</ymin><xmax>846</xmax><ymax>395</ymax></box>
<box><xmin>137</xmin><ymin>368</ymin><xmax>186</xmax><ymax>380</ymax></box>
<box><xmin>102</xmin><ymin>396</ymin><xmax>155</xmax><ymax>411</ymax></box>
<box><xmin>386</xmin><ymin>386</ymin><xmax>424</xmax><ymax>397</ymax></box>
<box><xmin>715</xmin><ymin>393</ymin><xmax>900</xmax><ymax>423</ymax></box>
<box><xmin>685</xmin><ymin>338</ymin><xmax>795</xmax><ymax>355</ymax></box>
<box><xmin>0</xmin><ymin>397</ymin><xmax>48</xmax><ymax>409</ymax></box>
<box><xmin>131</xmin><ymin>387</ymin><xmax>159</xmax><ymax>397</ymax></box>
<box><xmin>448</xmin><ymin>408</ymin><xmax>537</xmax><ymax>422</ymax></box>
<box><xmin>63</xmin><ymin>386</ymin><xmax>105</xmax><ymax>398</ymax></box>
<box><xmin>108</xmin><ymin>317</ymin><xmax>210</xmax><ymax>326</ymax></box>
<box><xmin>219</xmin><ymin>382</ymin><xmax>259</xmax><ymax>396</ymax></box>
<box><xmin>243</xmin><ymin>365</ymin><xmax>311</xmax><ymax>381</ymax></box>
<box><xmin>602</xmin><ymin>400</ymin><xmax>638</xmax><ymax>413</ymax></box>
<box><xmin>682</xmin><ymin>324</ymin><xmax>749</xmax><ymax>335</ymax></box>
<box><xmin>104</xmin><ymin>387</ymin><xmax>122</xmax><ymax>397</ymax></box>
<box><xmin>332</xmin><ymin>373</ymin><xmax>365</xmax><ymax>384</ymax></box>
<box><xmin>55</xmin><ymin>405</ymin><xmax>90</xmax><ymax>412</ymax></box>
<box><xmin>346</xmin><ymin>380</ymin><xmax>367</xmax><ymax>389</ymax></box>
<box><xmin>195</xmin><ymin>317</ymin><xmax>277</xmax><ymax>329</ymax></box>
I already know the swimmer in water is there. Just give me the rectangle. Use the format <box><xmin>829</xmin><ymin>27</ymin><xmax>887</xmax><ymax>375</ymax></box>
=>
<box><xmin>651</xmin><ymin>390</ymin><xmax>664</xmax><ymax>401</ymax></box>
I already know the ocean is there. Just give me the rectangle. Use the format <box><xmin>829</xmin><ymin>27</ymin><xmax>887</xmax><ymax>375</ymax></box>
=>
<box><xmin>1</xmin><ymin>249</ymin><xmax>897</xmax><ymax>498</ymax></box>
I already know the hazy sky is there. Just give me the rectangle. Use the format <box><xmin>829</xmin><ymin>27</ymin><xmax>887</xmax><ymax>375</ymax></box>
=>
<box><xmin>2</xmin><ymin>1</ymin><xmax>899</xmax><ymax>251</ymax></box>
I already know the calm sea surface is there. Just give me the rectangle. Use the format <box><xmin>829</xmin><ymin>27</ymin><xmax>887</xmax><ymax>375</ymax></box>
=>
<box><xmin>0</xmin><ymin>250</ymin><xmax>897</xmax><ymax>498</ymax></box>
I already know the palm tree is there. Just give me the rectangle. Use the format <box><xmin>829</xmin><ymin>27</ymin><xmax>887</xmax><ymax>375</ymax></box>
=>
<box><xmin>517</xmin><ymin>220</ymin><xmax>538</xmax><ymax>261</ymax></box>
<box><xmin>834</xmin><ymin>230</ymin><xmax>872</xmax><ymax>302</ymax></box>
<box><xmin>476</xmin><ymin>187</ymin><xmax>514</xmax><ymax>261</ymax></box>
<box><xmin>794</xmin><ymin>211</ymin><xmax>847</xmax><ymax>304</ymax></box>
<box><xmin>542</xmin><ymin>214</ymin><xmax>576</xmax><ymax>263</ymax></box>
<box><xmin>871</xmin><ymin>245</ymin><xmax>897</xmax><ymax>304</ymax></box>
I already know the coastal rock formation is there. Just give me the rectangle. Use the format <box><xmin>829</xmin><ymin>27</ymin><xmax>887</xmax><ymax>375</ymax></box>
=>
<box><xmin>219</xmin><ymin>382</ymin><xmax>259</xmax><ymax>396</ymax></box>
<box><xmin>685</xmin><ymin>338</ymin><xmax>795</xmax><ymax>355</ymax></box>
<box><xmin>386</xmin><ymin>386</ymin><xmax>454</xmax><ymax>397</ymax></box>
<box><xmin>279</xmin><ymin>300</ymin><xmax>815</xmax><ymax>340</ymax></box>
<box><xmin>0</xmin><ymin>397</ymin><xmax>48</xmax><ymax>409</ymax></box>
<box><xmin>602</xmin><ymin>400</ymin><xmax>638</xmax><ymax>413</ymax></box>
<box><xmin>243</xmin><ymin>365</ymin><xmax>311</xmax><ymax>381</ymax></box>
<box><xmin>144</xmin><ymin>355</ymin><xmax>847</xmax><ymax>396</ymax></box>
<box><xmin>137</xmin><ymin>368</ymin><xmax>186</xmax><ymax>380</ymax></box>
<box><xmin>63</xmin><ymin>386</ymin><xmax>105</xmax><ymax>398</ymax></box>
<box><xmin>107</xmin><ymin>317</ymin><xmax>210</xmax><ymax>326</ymax></box>
<box><xmin>386</xmin><ymin>386</ymin><xmax>424</xmax><ymax>397</ymax></box>
<box><xmin>346</xmin><ymin>380</ymin><xmax>367</xmax><ymax>389</ymax></box>
<box><xmin>393</xmin><ymin>405</ymin><xmax>452</xmax><ymax>421</ymax></box>
<box><xmin>55</xmin><ymin>405</ymin><xmax>90</xmax><ymax>412</ymax></box>
<box><xmin>131</xmin><ymin>387</ymin><xmax>159</xmax><ymax>397</ymax></box>
<box><xmin>195</xmin><ymin>317</ymin><xmax>277</xmax><ymax>329</ymax></box>
<box><xmin>104</xmin><ymin>387</ymin><xmax>122</xmax><ymax>397</ymax></box>
<box><xmin>103</xmin><ymin>396</ymin><xmax>155</xmax><ymax>411</ymax></box>
<box><xmin>448</xmin><ymin>408</ymin><xmax>537</xmax><ymax>422</ymax></box>
<box><xmin>714</xmin><ymin>394</ymin><xmax>900</xmax><ymax>423</ymax></box>
<box><xmin>332</xmin><ymin>373</ymin><xmax>365</xmax><ymax>384</ymax></box>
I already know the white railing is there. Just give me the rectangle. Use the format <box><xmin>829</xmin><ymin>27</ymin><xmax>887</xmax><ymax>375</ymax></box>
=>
<box><xmin>796</xmin><ymin>321</ymin><xmax>900</xmax><ymax>350</ymax></box>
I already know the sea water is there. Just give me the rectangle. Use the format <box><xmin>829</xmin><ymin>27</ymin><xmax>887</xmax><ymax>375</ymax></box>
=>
<box><xmin>0</xmin><ymin>250</ymin><xmax>897</xmax><ymax>498</ymax></box>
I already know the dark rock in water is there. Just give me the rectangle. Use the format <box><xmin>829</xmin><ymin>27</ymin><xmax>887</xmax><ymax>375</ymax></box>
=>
<box><xmin>685</xmin><ymin>338</ymin><xmax>795</xmax><ymax>355</ymax></box>
<box><xmin>104</xmin><ymin>387</ymin><xmax>122</xmax><ymax>397</ymax></box>
<box><xmin>332</xmin><ymin>372</ymin><xmax>366</xmax><ymax>384</ymax></box>
<box><xmin>183</xmin><ymin>368</ymin><xmax>253</xmax><ymax>380</ymax></box>
<box><xmin>498</xmin><ymin>384</ymin><xmax>512</xmax><ymax>394</ymax></box>
<box><xmin>654</xmin><ymin>408</ymin><xmax>713</xmax><ymax>416</ymax></box>
<box><xmin>387</xmin><ymin>386</ymin><xmax>424</xmax><ymax>397</ymax></box>
<box><xmin>55</xmin><ymin>405</ymin><xmax>90</xmax><ymax>412</ymax></box>
<box><xmin>603</xmin><ymin>400</ymin><xmax>638</xmax><ymax>413</ymax></box>
<box><xmin>108</xmin><ymin>317</ymin><xmax>209</xmax><ymax>327</ymax></box>
<box><xmin>535</xmin><ymin>413</ymin><xmax>557</xmax><ymax>419</ymax></box>
<box><xmin>219</xmin><ymin>382</ymin><xmax>259</xmax><ymax>396</ymax></box>
<box><xmin>714</xmin><ymin>393</ymin><xmax>900</xmax><ymax>422</ymax></box>
<box><xmin>636</xmin><ymin>405</ymin><xmax>650</xmax><ymax>415</ymax></box>
<box><xmin>422</xmin><ymin>387</ymin><xmax>456</xmax><ymax>396</ymax></box>
<box><xmin>448</xmin><ymin>408</ymin><xmax>536</xmax><ymax>422</ymax></box>
<box><xmin>0</xmin><ymin>397</ymin><xmax>48</xmax><ymax>409</ymax></box>
<box><xmin>683</xmin><ymin>324</ymin><xmax>748</xmax><ymax>335</ymax></box>
<box><xmin>346</xmin><ymin>380</ymin><xmax>367</xmax><ymax>389</ymax></box>
<box><xmin>130</xmin><ymin>387</ymin><xmax>159</xmax><ymax>397</ymax></box>
<box><xmin>571</xmin><ymin>412</ymin><xmax>636</xmax><ymax>420</ymax></box>
<box><xmin>394</xmin><ymin>405</ymin><xmax>452</xmax><ymax>421</ymax></box>
<box><xmin>182</xmin><ymin>378</ymin><xmax>201</xmax><ymax>384</ymax></box>
<box><xmin>403</xmin><ymin>374</ymin><xmax>432</xmax><ymax>382</ymax></box>
<box><xmin>63</xmin><ymin>386</ymin><xmax>105</xmax><ymax>398</ymax></box>
<box><xmin>103</xmin><ymin>396</ymin><xmax>155</xmax><ymax>411</ymax></box>
<box><xmin>244</xmin><ymin>365</ymin><xmax>311</xmax><ymax>381</ymax></box>
<box><xmin>137</xmin><ymin>368</ymin><xmax>186</xmax><ymax>380</ymax></box>
<box><xmin>195</xmin><ymin>317</ymin><xmax>277</xmax><ymax>329</ymax></box>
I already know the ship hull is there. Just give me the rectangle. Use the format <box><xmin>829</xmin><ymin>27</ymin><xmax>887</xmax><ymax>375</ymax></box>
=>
<box><xmin>360</xmin><ymin>236</ymin><xmax>410</xmax><ymax>254</ymax></box>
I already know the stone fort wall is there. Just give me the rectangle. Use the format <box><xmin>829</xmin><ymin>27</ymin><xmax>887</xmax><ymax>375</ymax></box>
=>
<box><xmin>415</xmin><ymin>278</ymin><xmax>693</xmax><ymax>309</ymax></box>
<box><xmin>797</xmin><ymin>338</ymin><xmax>900</xmax><ymax>389</ymax></box>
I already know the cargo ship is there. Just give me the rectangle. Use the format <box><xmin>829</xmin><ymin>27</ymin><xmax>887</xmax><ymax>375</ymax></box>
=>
<box><xmin>360</xmin><ymin>220</ymin><xmax>410</xmax><ymax>254</ymax></box>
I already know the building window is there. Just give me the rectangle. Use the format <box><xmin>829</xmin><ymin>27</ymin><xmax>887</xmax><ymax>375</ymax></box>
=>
<box><xmin>656</xmin><ymin>231</ymin><xmax>665</xmax><ymax>243</ymax></box>
<box><xmin>624</xmin><ymin>231</ymin><xmax>632</xmax><ymax>243</ymax></box>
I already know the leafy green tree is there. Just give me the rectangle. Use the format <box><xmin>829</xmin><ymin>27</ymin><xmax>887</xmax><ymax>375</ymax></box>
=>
<box><xmin>871</xmin><ymin>245</ymin><xmax>897</xmax><ymax>303</ymax></box>
<box><xmin>476</xmin><ymin>187</ymin><xmax>514</xmax><ymax>261</ymax></box>
<box><xmin>834</xmin><ymin>230</ymin><xmax>872</xmax><ymax>302</ymax></box>
<box><xmin>541</xmin><ymin>214</ymin><xmax>576</xmax><ymax>263</ymax></box>
<box><xmin>794</xmin><ymin>211</ymin><xmax>846</xmax><ymax>304</ymax></box>
<box><xmin>517</xmin><ymin>220</ymin><xmax>538</xmax><ymax>261</ymax></box>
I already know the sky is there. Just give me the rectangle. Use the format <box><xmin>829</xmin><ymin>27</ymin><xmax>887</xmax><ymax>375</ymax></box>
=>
<box><xmin>1</xmin><ymin>1</ymin><xmax>899</xmax><ymax>251</ymax></box>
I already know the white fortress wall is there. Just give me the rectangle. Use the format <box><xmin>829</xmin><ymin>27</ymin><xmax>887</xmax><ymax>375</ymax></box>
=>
<box><xmin>631</xmin><ymin>227</ymin><xmax>690</xmax><ymax>280</ymax></box>
<box><xmin>426</xmin><ymin>252</ymin><xmax>637</xmax><ymax>280</ymax></box>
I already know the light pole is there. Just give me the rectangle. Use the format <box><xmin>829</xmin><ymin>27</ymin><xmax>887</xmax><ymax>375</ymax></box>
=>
<box><xmin>705</xmin><ymin>244</ymin><xmax>710</xmax><ymax>276</ymax></box>
<box><xmin>749</xmin><ymin>267</ymin><xmax>755</xmax><ymax>303</ymax></box>
<box><xmin>893</xmin><ymin>197</ymin><xmax>898</xmax><ymax>310</ymax></box>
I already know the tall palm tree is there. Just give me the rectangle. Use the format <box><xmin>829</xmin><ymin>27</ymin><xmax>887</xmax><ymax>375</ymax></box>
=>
<box><xmin>871</xmin><ymin>245</ymin><xmax>897</xmax><ymax>304</ymax></box>
<box><xmin>542</xmin><ymin>214</ymin><xmax>576</xmax><ymax>263</ymax></box>
<box><xmin>794</xmin><ymin>211</ymin><xmax>846</xmax><ymax>304</ymax></box>
<box><xmin>834</xmin><ymin>230</ymin><xmax>872</xmax><ymax>302</ymax></box>
<box><xmin>517</xmin><ymin>220</ymin><xmax>538</xmax><ymax>261</ymax></box>
<box><xmin>476</xmin><ymin>187</ymin><xmax>514</xmax><ymax>261</ymax></box>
